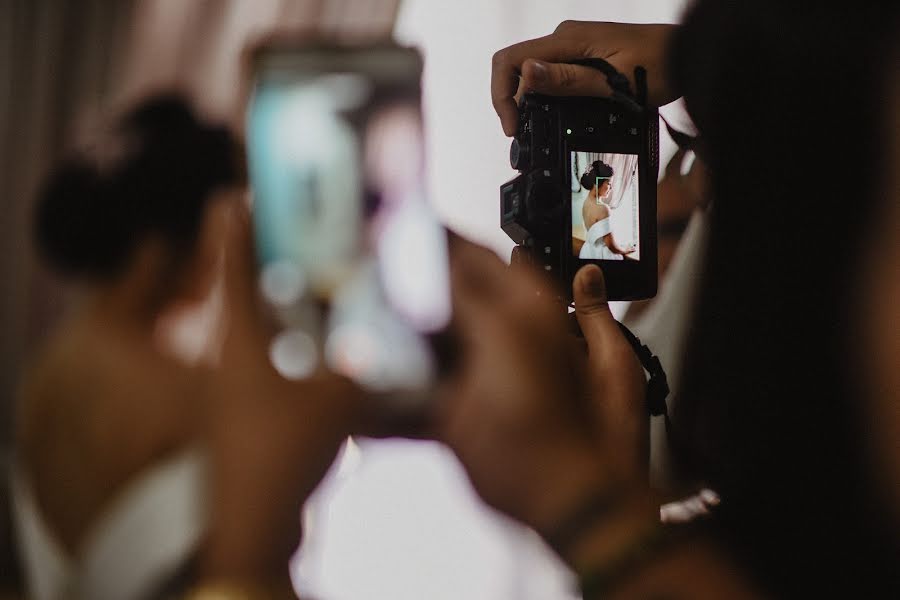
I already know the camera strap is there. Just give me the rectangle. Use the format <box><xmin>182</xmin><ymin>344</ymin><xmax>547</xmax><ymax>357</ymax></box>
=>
<box><xmin>566</xmin><ymin>310</ymin><xmax>671</xmax><ymax>423</ymax></box>
<box><xmin>614</xmin><ymin>321</ymin><xmax>670</xmax><ymax>420</ymax></box>
<box><xmin>568</xmin><ymin>58</ymin><xmax>649</xmax><ymax>113</ymax></box>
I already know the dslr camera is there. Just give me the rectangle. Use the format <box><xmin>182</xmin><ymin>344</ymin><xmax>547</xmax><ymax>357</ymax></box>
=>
<box><xmin>501</xmin><ymin>90</ymin><xmax>659</xmax><ymax>301</ymax></box>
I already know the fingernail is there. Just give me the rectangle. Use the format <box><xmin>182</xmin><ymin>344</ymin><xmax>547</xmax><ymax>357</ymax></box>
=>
<box><xmin>530</xmin><ymin>61</ymin><xmax>548</xmax><ymax>84</ymax></box>
<box><xmin>581</xmin><ymin>265</ymin><xmax>606</xmax><ymax>299</ymax></box>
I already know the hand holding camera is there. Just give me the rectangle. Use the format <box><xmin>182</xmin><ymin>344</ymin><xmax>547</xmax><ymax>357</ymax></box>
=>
<box><xmin>436</xmin><ymin>240</ymin><xmax>649</xmax><ymax>535</ymax></box>
<box><xmin>491</xmin><ymin>21</ymin><xmax>678</xmax><ymax>137</ymax></box>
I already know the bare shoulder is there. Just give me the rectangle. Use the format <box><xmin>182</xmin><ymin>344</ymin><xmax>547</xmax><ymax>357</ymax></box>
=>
<box><xmin>17</xmin><ymin>319</ymin><xmax>207</xmax><ymax>549</ymax></box>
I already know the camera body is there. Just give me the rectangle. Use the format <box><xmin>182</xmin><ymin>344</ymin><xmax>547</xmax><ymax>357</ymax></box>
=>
<box><xmin>501</xmin><ymin>93</ymin><xmax>659</xmax><ymax>301</ymax></box>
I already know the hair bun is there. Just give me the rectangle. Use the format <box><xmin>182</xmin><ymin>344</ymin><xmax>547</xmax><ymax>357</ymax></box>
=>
<box><xmin>34</xmin><ymin>158</ymin><xmax>132</xmax><ymax>278</ymax></box>
<box><xmin>33</xmin><ymin>94</ymin><xmax>240</xmax><ymax>281</ymax></box>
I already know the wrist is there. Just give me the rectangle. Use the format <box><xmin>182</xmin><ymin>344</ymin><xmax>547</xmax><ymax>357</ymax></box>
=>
<box><xmin>530</xmin><ymin>453</ymin><xmax>658</xmax><ymax>571</ymax></box>
<box><xmin>520</xmin><ymin>442</ymin><xmax>614</xmax><ymax>536</ymax></box>
<box><xmin>561</xmin><ymin>489</ymin><xmax>659</xmax><ymax>573</ymax></box>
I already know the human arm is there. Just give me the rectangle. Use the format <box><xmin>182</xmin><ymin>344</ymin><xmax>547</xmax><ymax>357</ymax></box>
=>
<box><xmin>196</xmin><ymin>202</ymin><xmax>369</xmax><ymax>594</ymax></box>
<box><xmin>603</xmin><ymin>233</ymin><xmax>637</xmax><ymax>256</ymax></box>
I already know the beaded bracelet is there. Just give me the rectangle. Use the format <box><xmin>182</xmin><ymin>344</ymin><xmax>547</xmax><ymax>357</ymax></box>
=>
<box><xmin>183</xmin><ymin>579</ymin><xmax>297</xmax><ymax>600</ymax></box>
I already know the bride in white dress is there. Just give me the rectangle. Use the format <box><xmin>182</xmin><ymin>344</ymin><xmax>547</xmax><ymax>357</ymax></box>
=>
<box><xmin>578</xmin><ymin>161</ymin><xmax>636</xmax><ymax>260</ymax></box>
<box><xmin>12</xmin><ymin>96</ymin><xmax>363</xmax><ymax>600</ymax></box>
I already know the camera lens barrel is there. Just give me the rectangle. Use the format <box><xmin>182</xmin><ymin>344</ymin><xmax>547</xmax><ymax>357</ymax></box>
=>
<box><xmin>509</xmin><ymin>138</ymin><xmax>530</xmax><ymax>170</ymax></box>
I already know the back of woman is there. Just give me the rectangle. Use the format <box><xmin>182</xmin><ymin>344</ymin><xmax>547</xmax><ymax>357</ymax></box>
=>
<box><xmin>12</xmin><ymin>95</ymin><xmax>241</xmax><ymax>600</ymax></box>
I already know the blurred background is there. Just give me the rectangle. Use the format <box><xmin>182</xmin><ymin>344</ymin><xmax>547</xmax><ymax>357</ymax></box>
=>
<box><xmin>0</xmin><ymin>1</ymin><xmax>691</xmax><ymax>598</ymax></box>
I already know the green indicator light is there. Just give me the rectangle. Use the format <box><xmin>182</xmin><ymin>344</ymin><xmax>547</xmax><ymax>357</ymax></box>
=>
<box><xmin>566</xmin><ymin>128</ymin><xmax>572</xmax><ymax>135</ymax></box>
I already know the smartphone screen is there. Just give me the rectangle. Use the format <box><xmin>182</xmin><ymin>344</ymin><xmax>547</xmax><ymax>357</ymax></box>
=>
<box><xmin>247</xmin><ymin>44</ymin><xmax>450</xmax><ymax>391</ymax></box>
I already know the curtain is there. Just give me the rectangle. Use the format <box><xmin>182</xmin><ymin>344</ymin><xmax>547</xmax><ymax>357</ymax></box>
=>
<box><xmin>586</xmin><ymin>152</ymin><xmax>638</xmax><ymax>210</ymax></box>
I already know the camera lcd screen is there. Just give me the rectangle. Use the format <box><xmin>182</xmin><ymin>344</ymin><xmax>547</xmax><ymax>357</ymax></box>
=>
<box><xmin>571</xmin><ymin>151</ymin><xmax>640</xmax><ymax>261</ymax></box>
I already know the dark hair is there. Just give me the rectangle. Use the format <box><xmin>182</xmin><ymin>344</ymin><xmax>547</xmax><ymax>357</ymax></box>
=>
<box><xmin>669</xmin><ymin>0</ymin><xmax>899</xmax><ymax>596</ymax></box>
<box><xmin>34</xmin><ymin>95</ymin><xmax>242</xmax><ymax>280</ymax></box>
<box><xmin>580</xmin><ymin>160</ymin><xmax>614</xmax><ymax>191</ymax></box>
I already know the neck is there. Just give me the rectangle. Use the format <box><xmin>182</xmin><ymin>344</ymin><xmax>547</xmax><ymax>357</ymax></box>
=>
<box><xmin>81</xmin><ymin>243</ymin><xmax>177</xmax><ymax>337</ymax></box>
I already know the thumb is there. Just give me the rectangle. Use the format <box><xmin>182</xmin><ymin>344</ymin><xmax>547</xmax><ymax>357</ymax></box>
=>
<box><xmin>521</xmin><ymin>59</ymin><xmax>614</xmax><ymax>98</ymax></box>
<box><xmin>573</xmin><ymin>265</ymin><xmax>638</xmax><ymax>372</ymax></box>
<box><xmin>573</xmin><ymin>265</ymin><xmax>618</xmax><ymax>338</ymax></box>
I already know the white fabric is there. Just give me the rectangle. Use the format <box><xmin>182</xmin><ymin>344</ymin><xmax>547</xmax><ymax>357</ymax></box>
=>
<box><xmin>11</xmin><ymin>448</ymin><xmax>207</xmax><ymax>600</ymax></box>
<box><xmin>622</xmin><ymin>209</ymin><xmax>711</xmax><ymax>486</ymax></box>
<box><xmin>580</xmin><ymin>218</ymin><xmax>623</xmax><ymax>260</ymax></box>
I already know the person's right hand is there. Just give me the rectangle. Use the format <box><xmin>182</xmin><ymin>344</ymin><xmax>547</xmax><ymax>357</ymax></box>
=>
<box><xmin>202</xmin><ymin>197</ymin><xmax>367</xmax><ymax>582</ymax></box>
<box><xmin>492</xmin><ymin>21</ymin><xmax>679</xmax><ymax>135</ymax></box>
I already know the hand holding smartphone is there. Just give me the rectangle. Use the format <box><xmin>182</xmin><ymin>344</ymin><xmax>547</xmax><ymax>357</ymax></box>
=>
<box><xmin>247</xmin><ymin>42</ymin><xmax>451</xmax><ymax>396</ymax></box>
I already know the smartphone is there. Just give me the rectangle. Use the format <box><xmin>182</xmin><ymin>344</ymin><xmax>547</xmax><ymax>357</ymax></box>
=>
<box><xmin>247</xmin><ymin>42</ymin><xmax>451</xmax><ymax>393</ymax></box>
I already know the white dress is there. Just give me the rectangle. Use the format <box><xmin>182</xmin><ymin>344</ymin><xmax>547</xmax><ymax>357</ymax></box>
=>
<box><xmin>579</xmin><ymin>218</ymin><xmax>623</xmax><ymax>260</ymax></box>
<box><xmin>10</xmin><ymin>449</ymin><xmax>207</xmax><ymax>600</ymax></box>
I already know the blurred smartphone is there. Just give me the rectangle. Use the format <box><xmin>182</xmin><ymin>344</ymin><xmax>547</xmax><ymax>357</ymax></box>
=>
<box><xmin>247</xmin><ymin>42</ymin><xmax>451</xmax><ymax>394</ymax></box>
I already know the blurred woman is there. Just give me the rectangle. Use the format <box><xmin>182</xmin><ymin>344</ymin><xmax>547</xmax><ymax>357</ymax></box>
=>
<box><xmin>12</xmin><ymin>96</ymin><xmax>364</xmax><ymax>600</ymax></box>
<box><xmin>12</xmin><ymin>96</ymin><xmax>242</xmax><ymax>600</ymax></box>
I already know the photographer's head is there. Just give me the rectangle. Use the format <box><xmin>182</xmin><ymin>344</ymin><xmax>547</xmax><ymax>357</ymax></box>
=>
<box><xmin>35</xmin><ymin>95</ymin><xmax>243</xmax><ymax>308</ymax></box>
<box><xmin>669</xmin><ymin>0</ymin><xmax>899</xmax><ymax>595</ymax></box>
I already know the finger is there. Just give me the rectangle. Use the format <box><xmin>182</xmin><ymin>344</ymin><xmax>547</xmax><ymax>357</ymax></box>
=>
<box><xmin>573</xmin><ymin>265</ymin><xmax>648</xmax><ymax>472</ymax></box>
<box><xmin>520</xmin><ymin>59</ymin><xmax>615</xmax><ymax>98</ymax></box>
<box><xmin>572</xmin><ymin>265</ymin><xmax>620</xmax><ymax>347</ymax></box>
<box><xmin>491</xmin><ymin>35</ymin><xmax>591</xmax><ymax>136</ymax></box>
<box><xmin>504</xmin><ymin>263</ymin><xmax>567</xmax><ymax>336</ymax></box>
<box><xmin>448</xmin><ymin>240</ymin><xmax>506</xmax><ymax>342</ymax></box>
<box><xmin>448</xmin><ymin>236</ymin><xmax>509</xmax><ymax>300</ymax></box>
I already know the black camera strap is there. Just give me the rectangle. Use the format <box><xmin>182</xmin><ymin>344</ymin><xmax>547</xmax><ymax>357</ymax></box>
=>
<box><xmin>614</xmin><ymin>321</ymin><xmax>670</xmax><ymax>420</ymax></box>
<box><xmin>568</xmin><ymin>58</ymin><xmax>649</xmax><ymax>112</ymax></box>
<box><xmin>565</xmin><ymin>310</ymin><xmax>671</xmax><ymax>423</ymax></box>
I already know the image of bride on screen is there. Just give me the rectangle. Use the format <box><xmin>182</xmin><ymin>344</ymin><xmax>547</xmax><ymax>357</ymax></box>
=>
<box><xmin>576</xmin><ymin>159</ymin><xmax>637</xmax><ymax>260</ymax></box>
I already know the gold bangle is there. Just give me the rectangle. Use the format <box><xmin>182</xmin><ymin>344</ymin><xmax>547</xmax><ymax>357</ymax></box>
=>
<box><xmin>183</xmin><ymin>579</ymin><xmax>297</xmax><ymax>600</ymax></box>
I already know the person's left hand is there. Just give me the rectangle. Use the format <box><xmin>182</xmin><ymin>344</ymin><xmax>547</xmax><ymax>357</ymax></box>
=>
<box><xmin>437</xmin><ymin>239</ymin><xmax>648</xmax><ymax>535</ymax></box>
